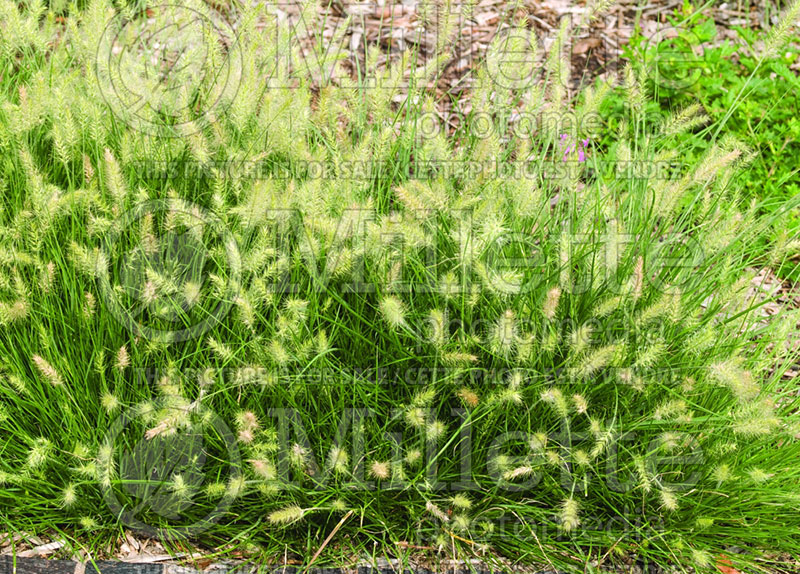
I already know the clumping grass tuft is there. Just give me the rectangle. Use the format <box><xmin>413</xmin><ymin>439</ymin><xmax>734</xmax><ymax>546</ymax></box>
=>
<box><xmin>0</xmin><ymin>0</ymin><xmax>798</xmax><ymax>570</ymax></box>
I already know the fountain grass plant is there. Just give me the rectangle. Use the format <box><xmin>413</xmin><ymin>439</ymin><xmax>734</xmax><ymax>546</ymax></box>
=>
<box><xmin>1</xmin><ymin>0</ymin><xmax>800</xmax><ymax>570</ymax></box>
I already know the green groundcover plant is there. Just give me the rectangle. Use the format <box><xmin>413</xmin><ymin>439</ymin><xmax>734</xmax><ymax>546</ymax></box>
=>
<box><xmin>1</xmin><ymin>0</ymin><xmax>800</xmax><ymax>571</ymax></box>
<box><xmin>608</xmin><ymin>5</ymin><xmax>800</xmax><ymax>281</ymax></box>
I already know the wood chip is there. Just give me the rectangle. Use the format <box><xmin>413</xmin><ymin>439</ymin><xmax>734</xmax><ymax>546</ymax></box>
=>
<box><xmin>18</xmin><ymin>539</ymin><xmax>67</xmax><ymax>557</ymax></box>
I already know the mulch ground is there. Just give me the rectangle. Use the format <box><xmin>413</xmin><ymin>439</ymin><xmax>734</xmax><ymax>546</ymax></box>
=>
<box><xmin>264</xmin><ymin>0</ymin><xmax>792</xmax><ymax>116</ymax></box>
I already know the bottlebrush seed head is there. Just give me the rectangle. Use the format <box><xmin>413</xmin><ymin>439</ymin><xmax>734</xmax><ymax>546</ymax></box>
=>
<box><xmin>379</xmin><ymin>296</ymin><xmax>406</xmax><ymax>330</ymax></box>
<box><xmin>559</xmin><ymin>497</ymin><xmax>580</xmax><ymax>532</ymax></box>
<box><xmin>32</xmin><ymin>354</ymin><xmax>62</xmax><ymax>386</ymax></box>
<box><xmin>101</xmin><ymin>393</ymin><xmax>120</xmax><ymax>413</ymax></box>
<box><xmin>268</xmin><ymin>505</ymin><xmax>305</xmax><ymax>525</ymax></box>
<box><xmin>450</xmin><ymin>494</ymin><xmax>472</xmax><ymax>510</ymax></box>
<box><xmin>457</xmin><ymin>387</ymin><xmax>480</xmax><ymax>408</ymax></box>
<box><xmin>543</xmin><ymin>286</ymin><xmax>561</xmax><ymax>320</ymax></box>
<box><xmin>62</xmin><ymin>483</ymin><xmax>78</xmax><ymax>508</ymax></box>
<box><xmin>426</xmin><ymin>420</ymin><xmax>447</xmax><ymax>442</ymax></box>
<box><xmin>369</xmin><ymin>460</ymin><xmax>391</xmax><ymax>480</ymax></box>
<box><xmin>328</xmin><ymin>446</ymin><xmax>349</xmax><ymax>474</ymax></box>
<box><xmin>425</xmin><ymin>501</ymin><xmax>449</xmax><ymax>522</ymax></box>
<box><xmin>115</xmin><ymin>345</ymin><xmax>130</xmax><ymax>370</ymax></box>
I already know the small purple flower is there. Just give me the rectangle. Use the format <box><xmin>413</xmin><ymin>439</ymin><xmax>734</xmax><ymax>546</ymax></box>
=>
<box><xmin>559</xmin><ymin>135</ymin><xmax>591</xmax><ymax>163</ymax></box>
<box><xmin>578</xmin><ymin>138</ymin><xmax>591</xmax><ymax>163</ymax></box>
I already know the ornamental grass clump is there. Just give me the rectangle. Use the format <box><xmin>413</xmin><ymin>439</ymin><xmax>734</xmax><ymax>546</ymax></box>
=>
<box><xmin>0</xmin><ymin>0</ymin><xmax>799</xmax><ymax>570</ymax></box>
